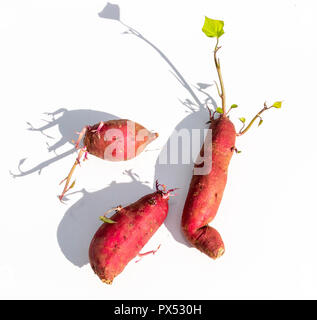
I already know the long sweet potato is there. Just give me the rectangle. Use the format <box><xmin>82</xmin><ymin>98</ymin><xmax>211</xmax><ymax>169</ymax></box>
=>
<box><xmin>181</xmin><ymin>17</ymin><xmax>281</xmax><ymax>259</ymax></box>
<box><xmin>182</xmin><ymin>116</ymin><xmax>236</xmax><ymax>258</ymax></box>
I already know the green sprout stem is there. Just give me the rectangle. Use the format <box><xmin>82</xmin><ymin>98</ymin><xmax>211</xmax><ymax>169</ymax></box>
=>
<box><xmin>214</xmin><ymin>38</ymin><xmax>226</xmax><ymax>114</ymax></box>
<box><xmin>99</xmin><ymin>206</ymin><xmax>122</xmax><ymax>224</ymax></box>
<box><xmin>203</xmin><ymin>17</ymin><xmax>282</xmax><ymax>132</ymax></box>
<box><xmin>237</xmin><ymin>103</ymin><xmax>273</xmax><ymax>136</ymax></box>
<box><xmin>59</xmin><ymin>147</ymin><xmax>86</xmax><ymax>201</ymax></box>
<box><xmin>226</xmin><ymin>105</ymin><xmax>234</xmax><ymax>115</ymax></box>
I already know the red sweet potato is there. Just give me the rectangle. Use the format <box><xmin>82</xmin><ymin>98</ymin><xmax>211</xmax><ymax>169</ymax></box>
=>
<box><xmin>182</xmin><ymin>116</ymin><xmax>236</xmax><ymax>259</ymax></box>
<box><xmin>59</xmin><ymin>119</ymin><xmax>158</xmax><ymax>200</ymax></box>
<box><xmin>82</xmin><ymin>119</ymin><xmax>158</xmax><ymax>161</ymax></box>
<box><xmin>89</xmin><ymin>183</ymin><xmax>175</xmax><ymax>284</ymax></box>
<box><xmin>181</xmin><ymin>16</ymin><xmax>281</xmax><ymax>259</ymax></box>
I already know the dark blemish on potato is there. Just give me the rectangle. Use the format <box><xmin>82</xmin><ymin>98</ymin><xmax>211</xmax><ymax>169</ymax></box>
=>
<box><xmin>148</xmin><ymin>198</ymin><xmax>157</xmax><ymax>205</ymax></box>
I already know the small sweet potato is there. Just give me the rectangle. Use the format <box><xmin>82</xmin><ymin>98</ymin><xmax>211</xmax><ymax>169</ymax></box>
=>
<box><xmin>82</xmin><ymin>119</ymin><xmax>158</xmax><ymax>161</ymax></box>
<box><xmin>59</xmin><ymin>119</ymin><xmax>158</xmax><ymax>200</ymax></box>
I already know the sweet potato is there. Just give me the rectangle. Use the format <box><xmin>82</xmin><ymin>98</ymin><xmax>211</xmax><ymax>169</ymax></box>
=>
<box><xmin>182</xmin><ymin>116</ymin><xmax>236</xmax><ymax>258</ymax></box>
<box><xmin>59</xmin><ymin>119</ymin><xmax>158</xmax><ymax>200</ymax></box>
<box><xmin>181</xmin><ymin>17</ymin><xmax>282</xmax><ymax>259</ymax></box>
<box><xmin>82</xmin><ymin>119</ymin><xmax>158</xmax><ymax>161</ymax></box>
<box><xmin>89</xmin><ymin>182</ymin><xmax>175</xmax><ymax>284</ymax></box>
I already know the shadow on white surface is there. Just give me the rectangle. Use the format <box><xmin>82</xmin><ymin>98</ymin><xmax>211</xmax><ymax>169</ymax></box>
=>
<box><xmin>98</xmin><ymin>2</ymin><xmax>120</xmax><ymax>20</ymax></box>
<box><xmin>10</xmin><ymin>108</ymin><xmax>119</xmax><ymax>177</ymax></box>
<box><xmin>57</xmin><ymin>170</ymin><xmax>152</xmax><ymax>267</ymax></box>
<box><xmin>154</xmin><ymin>110</ymin><xmax>209</xmax><ymax>247</ymax></box>
<box><xmin>99</xmin><ymin>3</ymin><xmax>211</xmax><ymax>110</ymax></box>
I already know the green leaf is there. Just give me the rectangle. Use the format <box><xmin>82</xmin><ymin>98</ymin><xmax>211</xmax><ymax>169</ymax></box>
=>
<box><xmin>258</xmin><ymin>119</ymin><xmax>263</xmax><ymax>127</ymax></box>
<box><xmin>99</xmin><ymin>216</ymin><xmax>116</xmax><ymax>224</ymax></box>
<box><xmin>237</xmin><ymin>150</ymin><xmax>242</xmax><ymax>154</ymax></box>
<box><xmin>216</xmin><ymin>107</ymin><xmax>224</xmax><ymax>114</ymax></box>
<box><xmin>272</xmin><ymin>101</ymin><xmax>282</xmax><ymax>108</ymax></box>
<box><xmin>230</xmin><ymin>104</ymin><xmax>238</xmax><ymax>109</ymax></box>
<box><xmin>202</xmin><ymin>16</ymin><xmax>224</xmax><ymax>38</ymax></box>
<box><xmin>69</xmin><ymin>180</ymin><xmax>76</xmax><ymax>190</ymax></box>
<box><xmin>239</xmin><ymin>117</ymin><xmax>246</xmax><ymax>123</ymax></box>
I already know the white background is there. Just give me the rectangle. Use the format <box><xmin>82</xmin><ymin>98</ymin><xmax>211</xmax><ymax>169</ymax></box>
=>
<box><xmin>1</xmin><ymin>0</ymin><xmax>317</xmax><ymax>299</ymax></box>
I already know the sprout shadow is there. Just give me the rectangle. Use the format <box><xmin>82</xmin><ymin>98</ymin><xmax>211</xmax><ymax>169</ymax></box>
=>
<box><xmin>10</xmin><ymin>108</ymin><xmax>119</xmax><ymax>177</ymax></box>
<box><xmin>99</xmin><ymin>3</ymin><xmax>205</xmax><ymax>109</ymax></box>
<box><xmin>57</xmin><ymin>171</ymin><xmax>152</xmax><ymax>267</ymax></box>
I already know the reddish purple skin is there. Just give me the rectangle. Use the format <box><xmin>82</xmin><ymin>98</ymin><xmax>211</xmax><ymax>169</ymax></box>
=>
<box><xmin>89</xmin><ymin>191</ymin><xmax>169</xmax><ymax>284</ymax></box>
<box><xmin>84</xmin><ymin>119</ymin><xmax>158</xmax><ymax>161</ymax></box>
<box><xmin>182</xmin><ymin>116</ymin><xmax>236</xmax><ymax>258</ymax></box>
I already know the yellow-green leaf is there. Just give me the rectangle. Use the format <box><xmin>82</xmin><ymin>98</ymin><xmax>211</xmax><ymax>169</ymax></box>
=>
<box><xmin>202</xmin><ymin>16</ymin><xmax>224</xmax><ymax>38</ymax></box>
<box><xmin>99</xmin><ymin>216</ymin><xmax>116</xmax><ymax>224</ymax></box>
<box><xmin>230</xmin><ymin>104</ymin><xmax>238</xmax><ymax>109</ymax></box>
<box><xmin>272</xmin><ymin>101</ymin><xmax>282</xmax><ymax>108</ymax></box>
<box><xmin>258</xmin><ymin>119</ymin><xmax>263</xmax><ymax>127</ymax></box>
<box><xmin>239</xmin><ymin>117</ymin><xmax>246</xmax><ymax>123</ymax></box>
<box><xmin>216</xmin><ymin>107</ymin><xmax>224</xmax><ymax>114</ymax></box>
<box><xmin>69</xmin><ymin>180</ymin><xmax>76</xmax><ymax>189</ymax></box>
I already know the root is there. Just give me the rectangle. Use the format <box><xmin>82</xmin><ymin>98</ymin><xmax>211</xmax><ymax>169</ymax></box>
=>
<box><xmin>58</xmin><ymin>147</ymin><xmax>88</xmax><ymax>201</ymax></box>
<box><xmin>74</xmin><ymin>126</ymin><xmax>87</xmax><ymax>149</ymax></box>
<box><xmin>135</xmin><ymin>244</ymin><xmax>161</xmax><ymax>263</ymax></box>
<box><xmin>155</xmin><ymin>180</ymin><xmax>179</xmax><ymax>199</ymax></box>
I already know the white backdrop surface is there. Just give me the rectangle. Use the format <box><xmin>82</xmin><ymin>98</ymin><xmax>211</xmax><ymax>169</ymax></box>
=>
<box><xmin>1</xmin><ymin>0</ymin><xmax>317</xmax><ymax>299</ymax></box>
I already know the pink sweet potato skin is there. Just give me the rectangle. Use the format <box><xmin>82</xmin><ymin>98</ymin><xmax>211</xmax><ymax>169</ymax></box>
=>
<box><xmin>89</xmin><ymin>191</ymin><xmax>169</xmax><ymax>284</ymax></box>
<box><xmin>182</xmin><ymin>116</ymin><xmax>236</xmax><ymax>258</ymax></box>
<box><xmin>84</xmin><ymin>119</ymin><xmax>158</xmax><ymax>161</ymax></box>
